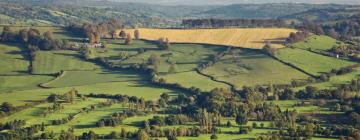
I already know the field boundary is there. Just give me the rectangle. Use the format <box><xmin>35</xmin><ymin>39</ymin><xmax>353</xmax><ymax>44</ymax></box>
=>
<box><xmin>39</xmin><ymin>70</ymin><xmax>67</xmax><ymax>88</ymax></box>
<box><xmin>271</xmin><ymin>52</ymin><xmax>317</xmax><ymax>78</ymax></box>
<box><xmin>195</xmin><ymin>69</ymin><xmax>237</xmax><ymax>91</ymax></box>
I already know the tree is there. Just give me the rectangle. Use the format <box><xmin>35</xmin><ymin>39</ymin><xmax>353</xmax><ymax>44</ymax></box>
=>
<box><xmin>125</xmin><ymin>33</ymin><xmax>132</xmax><ymax>45</ymax></box>
<box><xmin>137</xmin><ymin>129</ymin><xmax>149</xmax><ymax>140</ymax></box>
<box><xmin>118</xmin><ymin>51</ymin><xmax>129</xmax><ymax>60</ymax></box>
<box><xmin>0</xmin><ymin>102</ymin><xmax>14</xmax><ymax>112</ymax></box>
<box><xmin>235</xmin><ymin>113</ymin><xmax>248</xmax><ymax>126</ymax></box>
<box><xmin>148</xmin><ymin>54</ymin><xmax>161</xmax><ymax>72</ymax></box>
<box><xmin>210</xmin><ymin>134</ymin><xmax>218</xmax><ymax>140</ymax></box>
<box><xmin>226</xmin><ymin>121</ymin><xmax>232</xmax><ymax>127</ymax></box>
<box><xmin>134</xmin><ymin>29</ymin><xmax>140</xmax><ymax>40</ymax></box>
<box><xmin>157</xmin><ymin>38</ymin><xmax>170</xmax><ymax>50</ymax></box>
<box><xmin>262</xmin><ymin>43</ymin><xmax>276</xmax><ymax>56</ymax></box>
<box><xmin>119</xmin><ymin>30</ymin><xmax>126</xmax><ymax>38</ymax></box>
<box><xmin>327</xmin><ymin>28</ymin><xmax>340</xmax><ymax>39</ymax></box>
<box><xmin>66</xmin><ymin>88</ymin><xmax>77</xmax><ymax>103</ymax></box>
<box><xmin>160</xmin><ymin>93</ymin><xmax>170</xmax><ymax>103</ymax></box>
<box><xmin>168</xmin><ymin>63</ymin><xmax>176</xmax><ymax>73</ymax></box>
<box><xmin>18</xmin><ymin>29</ymin><xmax>28</xmax><ymax>43</ymax></box>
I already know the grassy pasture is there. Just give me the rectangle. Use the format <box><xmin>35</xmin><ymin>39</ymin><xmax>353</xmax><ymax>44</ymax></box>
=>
<box><xmin>293</xmin><ymin>35</ymin><xmax>341</xmax><ymax>52</ymax></box>
<box><xmin>115</xmin><ymin>42</ymin><xmax>229</xmax><ymax>91</ymax></box>
<box><xmin>0</xmin><ymin>75</ymin><xmax>53</xmax><ymax>92</ymax></box>
<box><xmin>294</xmin><ymin>67</ymin><xmax>360</xmax><ymax>91</ymax></box>
<box><xmin>119</xmin><ymin>43</ymin><xmax>225</xmax><ymax>73</ymax></box>
<box><xmin>160</xmin><ymin>71</ymin><xmax>230</xmax><ymax>91</ymax></box>
<box><xmin>0</xmin><ymin>79</ymin><xmax>179</xmax><ymax>106</ymax></box>
<box><xmin>42</xmin><ymin>69</ymin><xmax>144</xmax><ymax>88</ymax></box>
<box><xmin>202</xmin><ymin>48</ymin><xmax>309</xmax><ymax>89</ymax></box>
<box><xmin>275</xmin><ymin>48</ymin><xmax>356</xmax><ymax>76</ymax></box>
<box><xmin>123</xmin><ymin>28</ymin><xmax>297</xmax><ymax>49</ymax></box>
<box><xmin>0</xmin><ymin>98</ymin><xmax>105</xmax><ymax>125</ymax></box>
<box><xmin>88</xmin><ymin>39</ymin><xmax>158</xmax><ymax>60</ymax></box>
<box><xmin>0</xmin><ymin>26</ymin><xmax>82</xmax><ymax>40</ymax></box>
<box><xmin>0</xmin><ymin>43</ymin><xmax>29</xmax><ymax>75</ymax></box>
<box><xmin>32</xmin><ymin>50</ymin><xmax>100</xmax><ymax>74</ymax></box>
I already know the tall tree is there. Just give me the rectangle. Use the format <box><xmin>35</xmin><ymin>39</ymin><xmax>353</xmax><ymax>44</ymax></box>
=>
<box><xmin>134</xmin><ymin>29</ymin><xmax>140</xmax><ymax>40</ymax></box>
<box><xmin>124</xmin><ymin>33</ymin><xmax>132</xmax><ymax>45</ymax></box>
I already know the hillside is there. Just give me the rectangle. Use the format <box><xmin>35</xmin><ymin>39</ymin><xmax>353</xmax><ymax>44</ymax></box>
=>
<box><xmin>124</xmin><ymin>28</ymin><xmax>296</xmax><ymax>49</ymax></box>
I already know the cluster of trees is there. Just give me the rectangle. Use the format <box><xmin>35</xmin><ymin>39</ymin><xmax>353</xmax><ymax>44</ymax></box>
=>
<box><xmin>298</xmin><ymin>20</ymin><xmax>360</xmax><ymax>41</ymax></box>
<box><xmin>0</xmin><ymin>123</ymin><xmax>43</xmax><ymax>140</ymax></box>
<box><xmin>286</xmin><ymin>31</ymin><xmax>311</xmax><ymax>43</ymax></box>
<box><xmin>329</xmin><ymin>44</ymin><xmax>360</xmax><ymax>57</ymax></box>
<box><xmin>47</xmin><ymin>88</ymin><xmax>78</xmax><ymax>104</ymax></box>
<box><xmin>52</xmin><ymin>114</ymin><xmax>75</xmax><ymax>125</ymax></box>
<box><xmin>0</xmin><ymin>120</ymin><xmax>26</xmax><ymax>131</ymax></box>
<box><xmin>182</xmin><ymin>19</ymin><xmax>287</xmax><ymax>28</ymax></box>
<box><xmin>0</xmin><ymin>101</ymin><xmax>44</xmax><ymax>118</ymax></box>
<box><xmin>148</xmin><ymin>114</ymin><xmax>191</xmax><ymax>126</ymax></box>
<box><xmin>45</xmin><ymin>102</ymin><xmax>64</xmax><ymax>114</ymax></box>
<box><xmin>323</xmin><ymin>20</ymin><xmax>360</xmax><ymax>40</ymax></box>
<box><xmin>67</xmin><ymin>19</ymin><xmax>122</xmax><ymax>43</ymax></box>
<box><xmin>86</xmin><ymin>93</ymin><xmax>160</xmax><ymax>113</ymax></box>
<box><xmin>1</xmin><ymin>26</ymin><xmax>72</xmax><ymax>51</ymax></box>
<box><xmin>96</xmin><ymin>111</ymin><xmax>136</xmax><ymax>127</ymax></box>
<box><xmin>258</xmin><ymin>124</ymin><xmax>360</xmax><ymax>140</ymax></box>
<box><xmin>294</xmin><ymin>79</ymin><xmax>360</xmax><ymax>100</ymax></box>
<box><xmin>157</xmin><ymin>38</ymin><xmax>170</xmax><ymax>50</ymax></box>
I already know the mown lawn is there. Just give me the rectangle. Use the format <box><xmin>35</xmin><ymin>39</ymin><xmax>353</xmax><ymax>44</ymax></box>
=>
<box><xmin>32</xmin><ymin>50</ymin><xmax>100</xmax><ymax>74</ymax></box>
<box><xmin>202</xmin><ymin>48</ymin><xmax>309</xmax><ymax>89</ymax></box>
<box><xmin>275</xmin><ymin>48</ymin><xmax>356</xmax><ymax>76</ymax></box>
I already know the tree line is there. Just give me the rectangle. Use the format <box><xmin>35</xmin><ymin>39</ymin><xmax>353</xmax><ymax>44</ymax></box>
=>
<box><xmin>182</xmin><ymin>19</ymin><xmax>287</xmax><ymax>28</ymax></box>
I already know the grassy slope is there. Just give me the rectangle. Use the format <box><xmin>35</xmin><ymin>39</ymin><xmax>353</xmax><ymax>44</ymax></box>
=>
<box><xmin>89</xmin><ymin>39</ymin><xmax>158</xmax><ymax>59</ymax></box>
<box><xmin>124</xmin><ymin>28</ymin><xmax>296</xmax><ymax>49</ymax></box>
<box><xmin>120</xmin><ymin>43</ymin><xmax>225</xmax><ymax>73</ymax></box>
<box><xmin>0</xmin><ymin>26</ymin><xmax>82</xmax><ymax>40</ymax></box>
<box><xmin>294</xmin><ymin>67</ymin><xmax>360</xmax><ymax>91</ymax></box>
<box><xmin>32</xmin><ymin>50</ymin><xmax>100</xmax><ymax>74</ymax></box>
<box><xmin>0</xmin><ymin>75</ymin><xmax>53</xmax><ymax>92</ymax></box>
<box><xmin>0</xmin><ymin>43</ymin><xmax>29</xmax><ymax>75</ymax></box>
<box><xmin>117</xmin><ymin>42</ymin><xmax>229</xmax><ymax>91</ymax></box>
<box><xmin>160</xmin><ymin>71</ymin><xmax>230</xmax><ymax>91</ymax></box>
<box><xmin>275</xmin><ymin>48</ymin><xmax>356</xmax><ymax>76</ymax></box>
<box><xmin>0</xmin><ymin>79</ymin><xmax>179</xmax><ymax>106</ymax></box>
<box><xmin>293</xmin><ymin>35</ymin><xmax>340</xmax><ymax>51</ymax></box>
<box><xmin>203</xmin><ymin>49</ymin><xmax>309</xmax><ymax>89</ymax></box>
<box><xmin>43</xmin><ymin>69</ymin><xmax>144</xmax><ymax>88</ymax></box>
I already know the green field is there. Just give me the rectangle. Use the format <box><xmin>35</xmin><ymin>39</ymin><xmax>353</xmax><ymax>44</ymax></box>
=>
<box><xmin>0</xmin><ymin>26</ymin><xmax>82</xmax><ymax>40</ymax></box>
<box><xmin>119</xmin><ymin>43</ymin><xmax>225</xmax><ymax>73</ymax></box>
<box><xmin>42</xmin><ymin>69</ymin><xmax>145</xmax><ymax>88</ymax></box>
<box><xmin>32</xmin><ymin>50</ymin><xmax>100</xmax><ymax>74</ymax></box>
<box><xmin>202</xmin><ymin>48</ymin><xmax>309</xmax><ymax>89</ymax></box>
<box><xmin>275</xmin><ymin>47</ymin><xmax>356</xmax><ymax>76</ymax></box>
<box><xmin>89</xmin><ymin>39</ymin><xmax>159</xmax><ymax>59</ymax></box>
<box><xmin>294</xmin><ymin>67</ymin><xmax>360</xmax><ymax>91</ymax></box>
<box><xmin>0</xmin><ymin>75</ymin><xmax>53</xmax><ymax>92</ymax></box>
<box><xmin>0</xmin><ymin>43</ymin><xmax>29</xmax><ymax>75</ymax></box>
<box><xmin>293</xmin><ymin>35</ymin><xmax>341</xmax><ymax>52</ymax></box>
<box><xmin>159</xmin><ymin>71</ymin><xmax>230</xmax><ymax>91</ymax></box>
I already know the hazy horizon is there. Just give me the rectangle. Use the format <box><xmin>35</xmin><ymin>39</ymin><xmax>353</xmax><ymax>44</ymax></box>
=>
<box><xmin>109</xmin><ymin>0</ymin><xmax>360</xmax><ymax>5</ymax></box>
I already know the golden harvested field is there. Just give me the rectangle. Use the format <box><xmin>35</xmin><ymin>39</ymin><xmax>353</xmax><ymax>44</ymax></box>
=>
<box><xmin>122</xmin><ymin>28</ymin><xmax>296</xmax><ymax>49</ymax></box>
